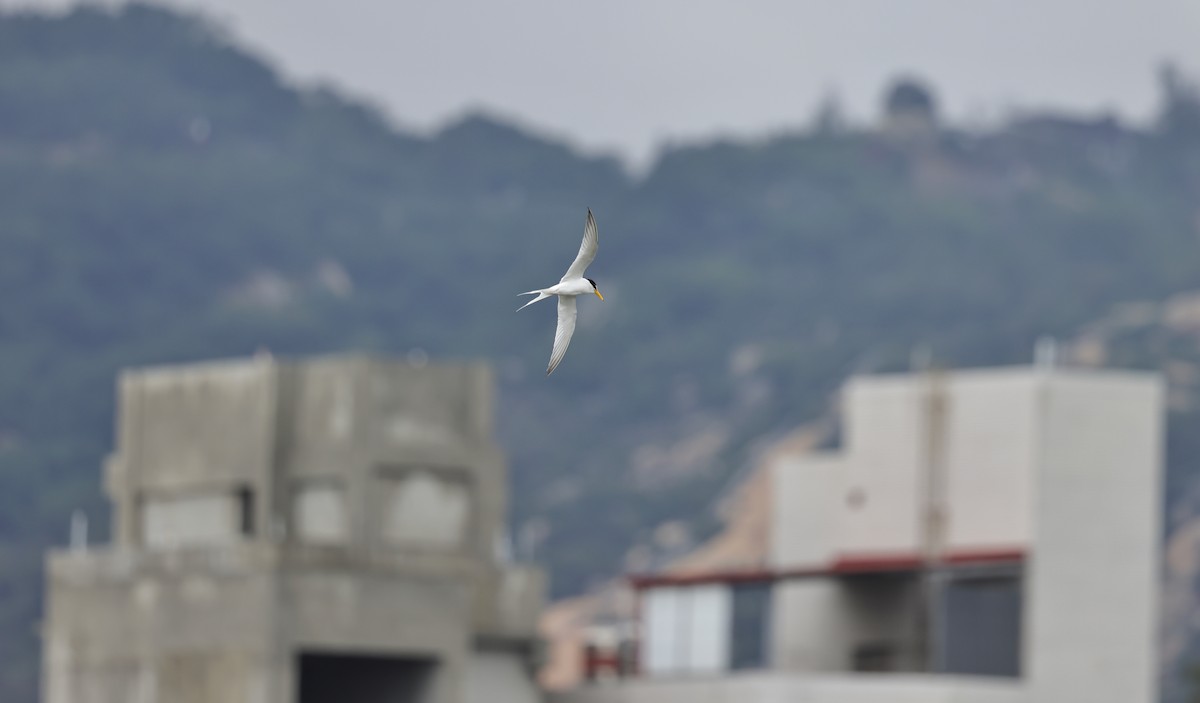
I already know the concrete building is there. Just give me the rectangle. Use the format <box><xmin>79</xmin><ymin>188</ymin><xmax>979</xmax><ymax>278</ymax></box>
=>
<box><xmin>41</xmin><ymin>354</ymin><xmax>545</xmax><ymax>703</ymax></box>
<box><xmin>555</xmin><ymin>365</ymin><xmax>1163</xmax><ymax>703</ymax></box>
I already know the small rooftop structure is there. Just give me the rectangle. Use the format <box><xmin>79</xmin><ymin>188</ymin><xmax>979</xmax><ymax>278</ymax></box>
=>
<box><xmin>42</xmin><ymin>354</ymin><xmax>544</xmax><ymax>703</ymax></box>
<box><xmin>881</xmin><ymin>76</ymin><xmax>939</xmax><ymax>141</ymax></box>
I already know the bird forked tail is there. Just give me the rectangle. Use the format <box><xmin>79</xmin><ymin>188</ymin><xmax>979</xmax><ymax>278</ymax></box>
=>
<box><xmin>516</xmin><ymin>290</ymin><xmax>552</xmax><ymax>311</ymax></box>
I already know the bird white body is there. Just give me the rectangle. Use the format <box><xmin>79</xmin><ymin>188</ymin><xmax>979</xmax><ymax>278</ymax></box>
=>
<box><xmin>517</xmin><ymin>209</ymin><xmax>604</xmax><ymax>375</ymax></box>
<box><xmin>544</xmin><ymin>278</ymin><xmax>596</xmax><ymax>296</ymax></box>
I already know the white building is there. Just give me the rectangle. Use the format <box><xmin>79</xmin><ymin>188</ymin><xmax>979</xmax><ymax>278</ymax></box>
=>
<box><xmin>553</xmin><ymin>365</ymin><xmax>1163</xmax><ymax>703</ymax></box>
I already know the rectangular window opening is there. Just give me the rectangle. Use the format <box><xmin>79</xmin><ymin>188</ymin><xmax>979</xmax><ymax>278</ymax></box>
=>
<box><xmin>237</xmin><ymin>486</ymin><xmax>254</xmax><ymax>537</ymax></box>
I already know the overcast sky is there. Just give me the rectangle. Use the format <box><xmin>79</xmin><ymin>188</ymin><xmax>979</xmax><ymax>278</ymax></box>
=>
<box><xmin>7</xmin><ymin>0</ymin><xmax>1200</xmax><ymax>165</ymax></box>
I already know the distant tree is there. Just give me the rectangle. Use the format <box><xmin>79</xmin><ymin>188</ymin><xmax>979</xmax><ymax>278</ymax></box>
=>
<box><xmin>1183</xmin><ymin>661</ymin><xmax>1200</xmax><ymax>703</ymax></box>
<box><xmin>811</xmin><ymin>89</ymin><xmax>847</xmax><ymax>136</ymax></box>
<box><xmin>880</xmin><ymin>75</ymin><xmax>939</xmax><ymax>139</ymax></box>
<box><xmin>1157</xmin><ymin>61</ymin><xmax>1200</xmax><ymax>139</ymax></box>
<box><xmin>883</xmin><ymin>76</ymin><xmax>938</xmax><ymax>121</ymax></box>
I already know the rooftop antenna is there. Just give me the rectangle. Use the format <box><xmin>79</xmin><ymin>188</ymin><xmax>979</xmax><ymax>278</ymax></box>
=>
<box><xmin>69</xmin><ymin>510</ymin><xmax>88</xmax><ymax>552</ymax></box>
<box><xmin>917</xmin><ymin>360</ymin><xmax>949</xmax><ymax>672</ymax></box>
<box><xmin>1035</xmin><ymin>336</ymin><xmax>1058</xmax><ymax>370</ymax></box>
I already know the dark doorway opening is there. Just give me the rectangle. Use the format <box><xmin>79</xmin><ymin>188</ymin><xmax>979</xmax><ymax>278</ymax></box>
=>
<box><xmin>298</xmin><ymin>651</ymin><xmax>438</xmax><ymax>703</ymax></box>
<box><xmin>730</xmin><ymin>582</ymin><xmax>771</xmax><ymax>670</ymax></box>
<box><xmin>236</xmin><ymin>486</ymin><xmax>255</xmax><ymax>537</ymax></box>
<box><xmin>939</xmin><ymin>570</ymin><xmax>1022</xmax><ymax>677</ymax></box>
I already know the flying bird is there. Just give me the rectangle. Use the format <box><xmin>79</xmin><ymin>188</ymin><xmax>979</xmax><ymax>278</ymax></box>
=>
<box><xmin>517</xmin><ymin>208</ymin><xmax>604</xmax><ymax>375</ymax></box>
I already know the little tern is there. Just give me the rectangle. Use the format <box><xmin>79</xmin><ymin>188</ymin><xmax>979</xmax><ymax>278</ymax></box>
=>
<box><xmin>517</xmin><ymin>208</ymin><xmax>605</xmax><ymax>375</ymax></box>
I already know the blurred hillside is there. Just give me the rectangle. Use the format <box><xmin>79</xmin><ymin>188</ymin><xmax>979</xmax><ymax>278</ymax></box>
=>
<box><xmin>3</xmin><ymin>4</ymin><xmax>1200</xmax><ymax>702</ymax></box>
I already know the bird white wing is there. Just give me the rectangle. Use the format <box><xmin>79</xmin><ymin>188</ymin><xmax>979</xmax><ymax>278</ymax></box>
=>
<box><xmin>546</xmin><ymin>295</ymin><xmax>578</xmax><ymax>375</ymax></box>
<box><xmin>560</xmin><ymin>208</ymin><xmax>599</xmax><ymax>282</ymax></box>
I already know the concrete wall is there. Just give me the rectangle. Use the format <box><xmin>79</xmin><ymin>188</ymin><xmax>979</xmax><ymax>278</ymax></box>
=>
<box><xmin>838</xmin><ymin>369</ymin><xmax>1040</xmax><ymax>559</ymax></box>
<box><xmin>466</xmin><ymin>651</ymin><xmax>541</xmax><ymax>703</ymax></box>
<box><xmin>98</xmin><ymin>354</ymin><xmax>513</xmax><ymax>566</ymax></box>
<box><xmin>109</xmin><ymin>358</ymin><xmax>277</xmax><ymax>547</ymax></box>
<box><xmin>770</xmin><ymin>580</ymin><xmax>850</xmax><ymax>672</ymax></box>
<box><xmin>272</xmin><ymin>359</ymin><xmax>362</xmax><ymax>481</ymax></box>
<box><xmin>105</xmin><ymin>355</ymin><xmax>505</xmax><ymax>557</ymax></box>
<box><xmin>840</xmin><ymin>377</ymin><xmax>926</xmax><ymax>555</ymax></box>
<box><xmin>274</xmin><ymin>356</ymin><xmax>506</xmax><ymax>562</ymax></box>
<box><xmin>46</xmin><ymin>355</ymin><xmax>544</xmax><ymax>703</ymax></box>
<box><xmin>142</xmin><ymin>491</ymin><xmax>244</xmax><ymax>548</ymax></box>
<box><xmin>42</xmin><ymin>543</ymin><xmax>529</xmax><ymax>703</ymax></box>
<box><xmin>550</xmin><ymin>672</ymin><xmax>1025</xmax><ymax>703</ymax></box>
<box><xmin>472</xmin><ymin>565</ymin><xmax>548</xmax><ymax>641</ymax></box>
<box><xmin>281</xmin><ymin>567</ymin><xmax>473</xmax><ymax>657</ymax></box>
<box><xmin>769</xmin><ymin>454</ymin><xmax>841</xmax><ymax>568</ymax></box>
<box><xmin>115</xmin><ymin>359</ymin><xmax>277</xmax><ymax>491</ymax></box>
<box><xmin>377</xmin><ymin>468</ymin><xmax>472</xmax><ymax>551</ymax></box>
<box><xmin>43</xmin><ymin>549</ymin><xmax>276</xmax><ymax>703</ymax></box>
<box><xmin>292</xmin><ymin>483</ymin><xmax>349</xmax><ymax>544</ymax></box>
<box><xmin>939</xmin><ymin>374</ymin><xmax>1037</xmax><ymax>552</ymax></box>
<box><xmin>1025</xmin><ymin>373</ymin><xmax>1162</xmax><ymax>703</ymax></box>
<box><xmin>275</xmin><ymin>358</ymin><xmax>494</xmax><ymax>478</ymax></box>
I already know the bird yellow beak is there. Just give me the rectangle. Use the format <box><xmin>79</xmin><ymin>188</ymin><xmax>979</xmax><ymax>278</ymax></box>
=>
<box><xmin>594</xmin><ymin>289</ymin><xmax>604</xmax><ymax>301</ymax></box>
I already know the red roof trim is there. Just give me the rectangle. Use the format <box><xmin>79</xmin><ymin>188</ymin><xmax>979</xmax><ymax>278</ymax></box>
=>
<box><xmin>832</xmin><ymin>547</ymin><xmax>1024</xmax><ymax>573</ymax></box>
<box><xmin>944</xmin><ymin>547</ymin><xmax>1025</xmax><ymax>565</ymax></box>
<box><xmin>830</xmin><ymin>553</ymin><xmax>924</xmax><ymax>573</ymax></box>
<box><xmin>628</xmin><ymin>547</ymin><xmax>1025</xmax><ymax>590</ymax></box>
